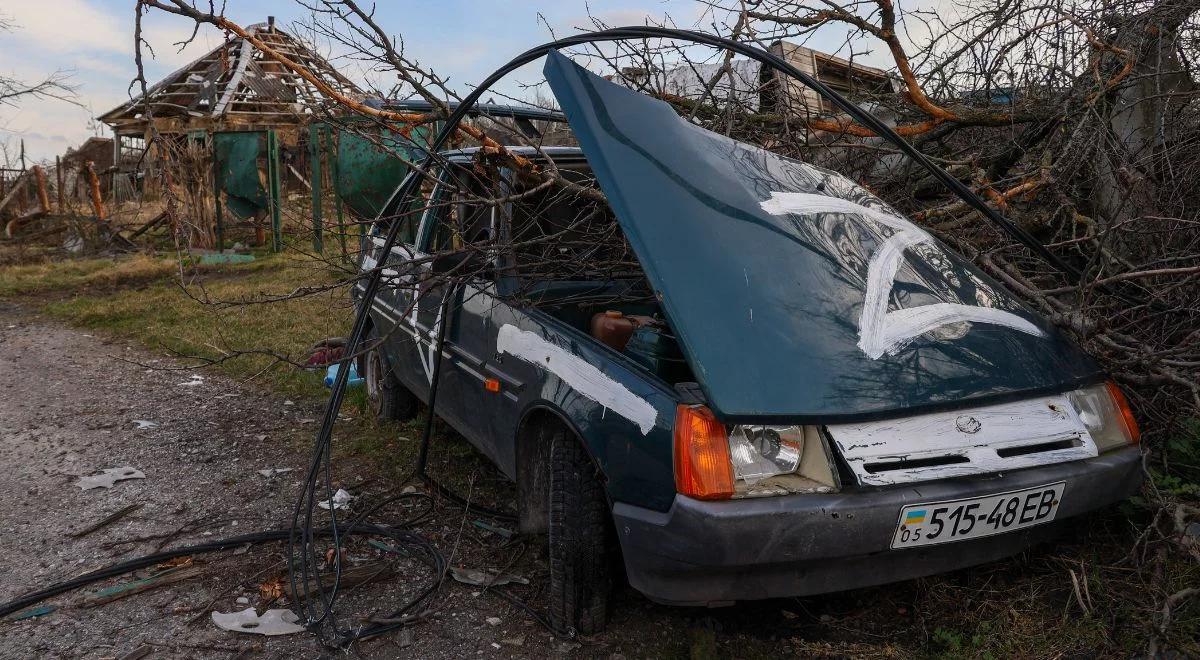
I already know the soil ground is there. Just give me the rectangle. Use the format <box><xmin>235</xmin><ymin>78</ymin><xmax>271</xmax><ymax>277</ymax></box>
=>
<box><xmin>0</xmin><ymin>300</ymin><xmax>1185</xmax><ymax>659</ymax></box>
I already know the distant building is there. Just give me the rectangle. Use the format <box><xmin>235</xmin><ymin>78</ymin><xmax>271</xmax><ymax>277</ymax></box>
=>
<box><xmin>621</xmin><ymin>40</ymin><xmax>898</xmax><ymax>119</ymax></box>
<box><xmin>59</xmin><ymin>136</ymin><xmax>114</xmax><ymax>201</ymax></box>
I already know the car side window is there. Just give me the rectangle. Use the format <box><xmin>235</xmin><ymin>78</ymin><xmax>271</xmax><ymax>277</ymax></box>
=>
<box><xmin>424</xmin><ymin>165</ymin><xmax>494</xmax><ymax>255</ymax></box>
<box><xmin>396</xmin><ymin>174</ymin><xmax>437</xmax><ymax>246</ymax></box>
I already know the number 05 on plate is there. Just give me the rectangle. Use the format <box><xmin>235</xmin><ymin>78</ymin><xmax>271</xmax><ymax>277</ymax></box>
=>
<box><xmin>891</xmin><ymin>482</ymin><xmax>1065</xmax><ymax>549</ymax></box>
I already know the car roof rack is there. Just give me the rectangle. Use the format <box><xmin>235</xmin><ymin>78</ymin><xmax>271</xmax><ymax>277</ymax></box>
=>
<box><xmin>365</xmin><ymin>98</ymin><xmax>567</xmax><ymax>128</ymax></box>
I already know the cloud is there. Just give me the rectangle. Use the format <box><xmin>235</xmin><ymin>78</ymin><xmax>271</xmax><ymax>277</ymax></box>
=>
<box><xmin>0</xmin><ymin>0</ymin><xmax>229</xmax><ymax>160</ymax></box>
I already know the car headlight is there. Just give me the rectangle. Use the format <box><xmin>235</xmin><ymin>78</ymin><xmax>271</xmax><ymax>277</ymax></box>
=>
<box><xmin>674</xmin><ymin>406</ymin><xmax>838</xmax><ymax>500</ymax></box>
<box><xmin>728</xmin><ymin>425</ymin><xmax>804</xmax><ymax>484</ymax></box>
<box><xmin>1067</xmin><ymin>381</ymin><xmax>1140</xmax><ymax>451</ymax></box>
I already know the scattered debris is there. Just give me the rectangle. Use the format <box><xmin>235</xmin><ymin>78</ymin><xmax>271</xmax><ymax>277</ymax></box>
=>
<box><xmin>197</xmin><ymin>252</ymin><xmax>255</xmax><ymax>265</ymax></box>
<box><xmin>8</xmin><ymin>605</ymin><xmax>56</xmax><ymax>621</ymax></box>
<box><xmin>449</xmin><ymin>566</ymin><xmax>529</xmax><ymax>587</ymax></box>
<box><xmin>256</xmin><ymin>467</ymin><xmax>294</xmax><ymax>478</ymax></box>
<box><xmin>236</xmin><ymin>597</ymin><xmax>250</xmax><ymax>605</ymax></box>
<box><xmin>259</xmin><ymin>576</ymin><xmax>286</xmax><ymax>603</ymax></box>
<box><xmin>178</xmin><ymin>375</ymin><xmax>205</xmax><ymax>387</ymax></box>
<box><xmin>472</xmin><ymin>520</ymin><xmax>514</xmax><ymax>539</ymax></box>
<box><xmin>76</xmin><ymin>467</ymin><xmax>145</xmax><ymax>490</ymax></box>
<box><xmin>486</xmin><ymin>616</ymin><xmax>502</xmax><ymax>626</ymax></box>
<box><xmin>501</xmin><ymin>635</ymin><xmax>526</xmax><ymax>647</ymax></box>
<box><xmin>323</xmin><ymin>362</ymin><xmax>364</xmax><ymax>388</ymax></box>
<box><xmin>284</xmin><ymin>562</ymin><xmax>395</xmax><ymax>599</ymax></box>
<box><xmin>211</xmin><ymin>608</ymin><xmax>306</xmax><ymax>636</ymax></box>
<box><xmin>70</xmin><ymin>503</ymin><xmax>143</xmax><ymax>538</ymax></box>
<box><xmin>306</xmin><ymin>337</ymin><xmax>347</xmax><ymax>367</ymax></box>
<box><xmin>82</xmin><ymin>565</ymin><xmax>205</xmax><ymax>607</ymax></box>
<box><xmin>132</xmin><ymin>420</ymin><xmax>158</xmax><ymax>430</ymax></box>
<box><xmin>115</xmin><ymin>646</ymin><xmax>153</xmax><ymax>660</ymax></box>
<box><xmin>369</xmin><ymin>539</ymin><xmax>410</xmax><ymax>557</ymax></box>
<box><xmin>317</xmin><ymin>488</ymin><xmax>352</xmax><ymax>510</ymax></box>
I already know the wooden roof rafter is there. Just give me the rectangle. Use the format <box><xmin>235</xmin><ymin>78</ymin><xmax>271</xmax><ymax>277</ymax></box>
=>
<box><xmin>100</xmin><ymin>21</ymin><xmax>362</xmax><ymax>130</ymax></box>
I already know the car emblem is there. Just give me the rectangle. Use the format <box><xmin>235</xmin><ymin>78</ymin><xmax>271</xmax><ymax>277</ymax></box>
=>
<box><xmin>955</xmin><ymin>415</ymin><xmax>982</xmax><ymax>434</ymax></box>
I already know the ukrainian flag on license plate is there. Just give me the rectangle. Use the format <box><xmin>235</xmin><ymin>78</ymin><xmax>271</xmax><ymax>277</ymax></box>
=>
<box><xmin>904</xmin><ymin>510</ymin><xmax>926</xmax><ymax>525</ymax></box>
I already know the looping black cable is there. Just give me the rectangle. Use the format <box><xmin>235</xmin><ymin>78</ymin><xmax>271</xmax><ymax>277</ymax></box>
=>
<box><xmin>260</xmin><ymin>25</ymin><xmax>1124</xmax><ymax>648</ymax></box>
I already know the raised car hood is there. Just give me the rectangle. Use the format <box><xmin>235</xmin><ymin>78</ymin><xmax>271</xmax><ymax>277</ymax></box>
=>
<box><xmin>543</xmin><ymin>51</ymin><xmax>1100</xmax><ymax>422</ymax></box>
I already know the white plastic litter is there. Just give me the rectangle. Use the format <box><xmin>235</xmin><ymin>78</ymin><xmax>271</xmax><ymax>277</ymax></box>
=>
<box><xmin>211</xmin><ymin>608</ymin><xmax>305</xmax><ymax>636</ymax></box>
<box><xmin>448</xmin><ymin>566</ymin><xmax>529</xmax><ymax>587</ymax></box>
<box><xmin>178</xmin><ymin>375</ymin><xmax>205</xmax><ymax>387</ymax></box>
<box><xmin>132</xmin><ymin>420</ymin><xmax>158</xmax><ymax>430</ymax></box>
<box><xmin>76</xmin><ymin>467</ymin><xmax>146</xmax><ymax>490</ymax></box>
<box><xmin>317</xmin><ymin>488</ymin><xmax>352</xmax><ymax>510</ymax></box>
<box><xmin>257</xmin><ymin>468</ymin><xmax>294</xmax><ymax>478</ymax></box>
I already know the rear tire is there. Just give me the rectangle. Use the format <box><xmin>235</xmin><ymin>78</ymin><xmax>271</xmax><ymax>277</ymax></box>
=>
<box><xmin>360</xmin><ymin>329</ymin><xmax>418</xmax><ymax>423</ymax></box>
<box><xmin>548</xmin><ymin>425</ymin><xmax>612</xmax><ymax>635</ymax></box>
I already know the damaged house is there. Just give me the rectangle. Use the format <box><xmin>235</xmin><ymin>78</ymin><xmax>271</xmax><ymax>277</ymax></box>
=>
<box><xmin>98</xmin><ymin>17</ymin><xmax>362</xmax><ymax>204</ymax></box>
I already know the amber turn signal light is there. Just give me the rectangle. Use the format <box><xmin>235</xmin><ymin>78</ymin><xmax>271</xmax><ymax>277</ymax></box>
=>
<box><xmin>1105</xmin><ymin>381</ymin><xmax>1141</xmax><ymax>444</ymax></box>
<box><xmin>484</xmin><ymin>378</ymin><xmax>501</xmax><ymax>393</ymax></box>
<box><xmin>674</xmin><ymin>405</ymin><xmax>734</xmax><ymax>500</ymax></box>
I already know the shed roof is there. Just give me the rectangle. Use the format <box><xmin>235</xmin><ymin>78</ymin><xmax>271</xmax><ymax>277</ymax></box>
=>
<box><xmin>100</xmin><ymin>22</ymin><xmax>361</xmax><ymax>130</ymax></box>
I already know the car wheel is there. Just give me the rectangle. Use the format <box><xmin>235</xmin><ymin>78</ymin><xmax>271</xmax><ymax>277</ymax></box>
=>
<box><xmin>360</xmin><ymin>330</ymin><xmax>417</xmax><ymax>422</ymax></box>
<box><xmin>548</xmin><ymin>425</ymin><xmax>611</xmax><ymax>635</ymax></box>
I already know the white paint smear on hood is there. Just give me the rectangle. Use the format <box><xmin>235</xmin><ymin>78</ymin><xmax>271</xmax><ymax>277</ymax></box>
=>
<box><xmin>760</xmin><ymin>191</ymin><xmax>1046</xmax><ymax>359</ymax></box>
<box><xmin>497</xmin><ymin>324</ymin><xmax>658</xmax><ymax>435</ymax></box>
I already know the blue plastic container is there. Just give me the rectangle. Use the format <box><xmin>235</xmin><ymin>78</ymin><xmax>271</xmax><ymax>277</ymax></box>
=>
<box><xmin>324</xmin><ymin>362</ymin><xmax>365</xmax><ymax>388</ymax></box>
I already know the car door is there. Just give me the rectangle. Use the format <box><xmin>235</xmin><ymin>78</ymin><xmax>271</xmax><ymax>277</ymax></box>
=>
<box><xmin>398</xmin><ymin>164</ymin><xmax>501</xmax><ymax>456</ymax></box>
<box><xmin>364</xmin><ymin>173</ymin><xmax>432</xmax><ymax>389</ymax></box>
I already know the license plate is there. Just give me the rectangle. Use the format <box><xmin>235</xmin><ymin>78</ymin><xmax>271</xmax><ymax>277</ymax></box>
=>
<box><xmin>891</xmin><ymin>482</ymin><xmax>1065</xmax><ymax>549</ymax></box>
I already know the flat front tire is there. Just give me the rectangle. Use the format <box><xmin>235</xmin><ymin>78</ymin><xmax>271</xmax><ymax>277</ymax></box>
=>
<box><xmin>548</xmin><ymin>424</ymin><xmax>611</xmax><ymax>635</ymax></box>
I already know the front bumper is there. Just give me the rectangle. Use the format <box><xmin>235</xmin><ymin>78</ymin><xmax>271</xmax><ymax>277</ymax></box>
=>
<box><xmin>613</xmin><ymin>447</ymin><xmax>1142</xmax><ymax>606</ymax></box>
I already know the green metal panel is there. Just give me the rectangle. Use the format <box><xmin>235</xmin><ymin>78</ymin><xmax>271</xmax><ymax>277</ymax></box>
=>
<box><xmin>333</xmin><ymin>123</ymin><xmax>431</xmax><ymax>220</ymax></box>
<box><xmin>211</xmin><ymin>132</ymin><xmax>267</xmax><ymax>221</ymax></box>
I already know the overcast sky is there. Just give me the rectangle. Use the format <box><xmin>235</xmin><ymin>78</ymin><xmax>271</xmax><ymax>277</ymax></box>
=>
<box><xmin>0</xmin><ymin>0</ymin><xmax>895</xmax><ymax>164</ymax></box>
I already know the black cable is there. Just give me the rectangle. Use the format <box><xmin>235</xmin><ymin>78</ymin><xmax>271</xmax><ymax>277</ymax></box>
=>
<box><xmin>293</xmin><ymin>25</ymin><xmax>1114</xmax><ymax>647</ymax></box>
<box><xmin>0</xmin><ymin>520</ymin><xmax>442</xmax><ymax>623</ymax></box>
<box><xmin>415</xmin><ymin>283</ymin><xmax>456</xmax><ymax>477</ymax></box>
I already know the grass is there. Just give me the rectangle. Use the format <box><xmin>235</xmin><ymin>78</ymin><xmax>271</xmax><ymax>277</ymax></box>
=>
<box><xmin>0</xmin><ymin>253</ymin><xmax>180</xmax><ymax>297</ymax></box>
<box><xmin>38</xmin><ymin>254</ymin><xmax>346</xmax><ymax>398</ymax></box>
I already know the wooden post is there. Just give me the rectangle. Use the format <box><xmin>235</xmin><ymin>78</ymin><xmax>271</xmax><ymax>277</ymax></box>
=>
<box><xmin>31</xmin><ymin>165</ymin><xmax>50</xmax><ymax>213</ymax></box>
<box><xmin>212</xmin><ymin>143</ymin><xmax>225</xmax><ymax>252</ymax></box>
<box><xmin>55</xmin><ymin>156</ymin><xmax>65</xmax><ymax>212</ymax></box>
<box><xmin>309</xmin><ymin>123</ymin><xmax>323</xmax><ymax>253</ymax></box>
<box><xmin>83</xmin><ymin>161</ymin><xmax>105</xmax><ymax>221</ymax></box>
<box><xmin>265</xmin><ymin>129</ymin><xmax>283</xmax><ymax>252</ymax></box>
<box><xmin>325</xmin><ymin>126</ymin><xmax>348</xmax><ymax>261</ymax></box>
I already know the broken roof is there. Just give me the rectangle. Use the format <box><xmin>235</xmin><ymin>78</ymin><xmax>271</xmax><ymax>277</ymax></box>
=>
<box><xmin>100</xmin><ymin>22</ymin><xmax>362</xmax><ymax>131</ymax></box>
